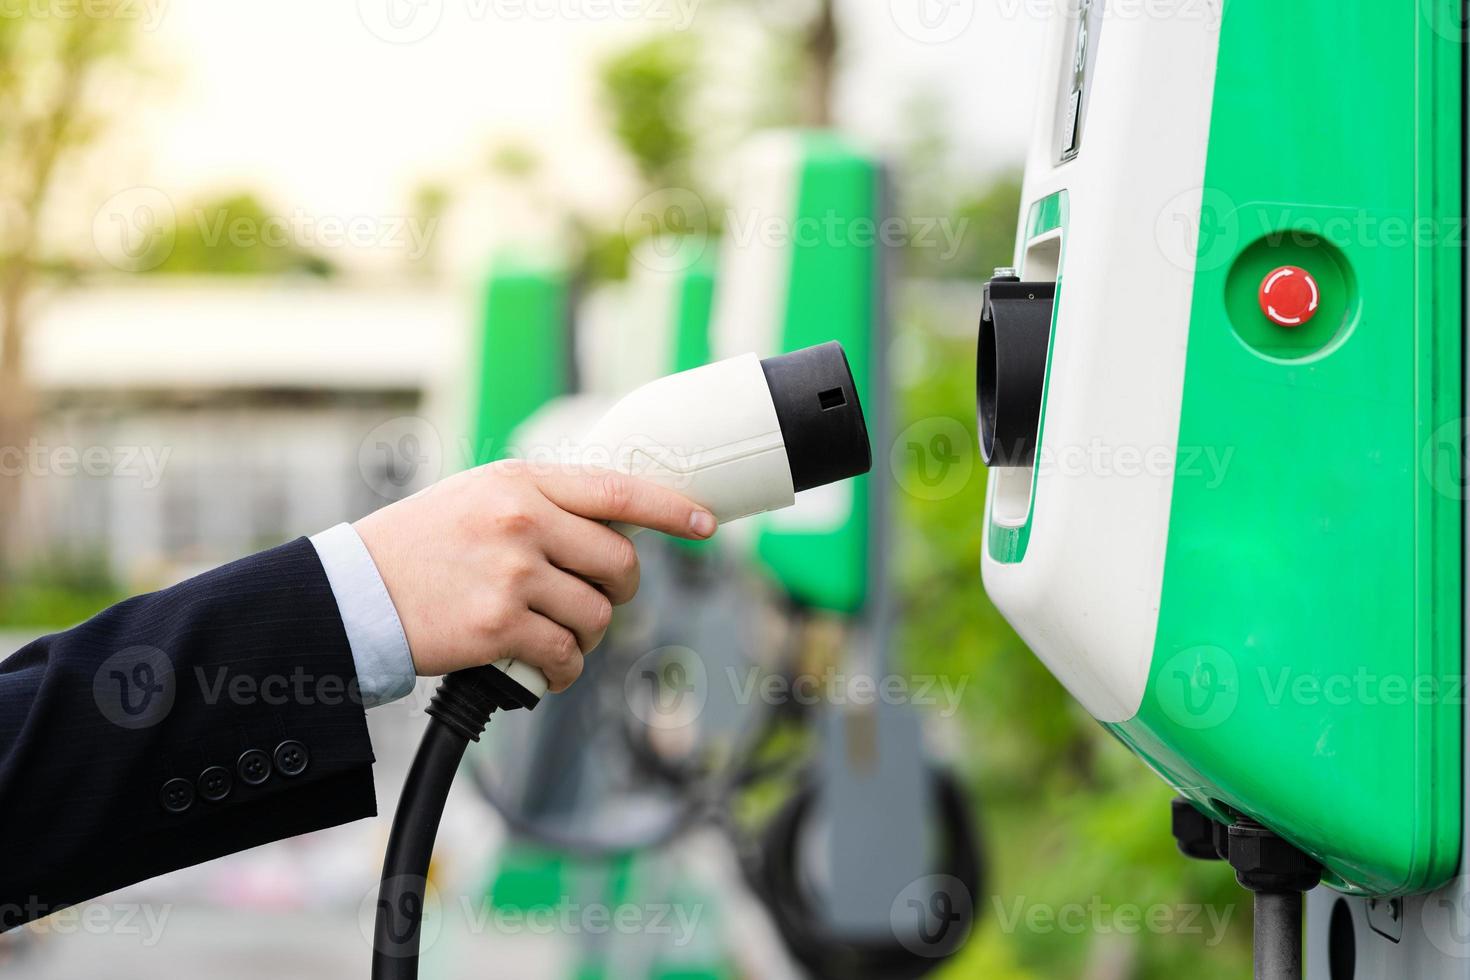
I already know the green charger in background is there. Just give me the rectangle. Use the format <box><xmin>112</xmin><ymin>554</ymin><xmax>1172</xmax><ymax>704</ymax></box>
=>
<box><xmin>470</xmin><ymin>251</ymin><xmax>573</xmax><ymax>466</ymax></box>
<box><xmin>715</xmin><ymin>131</ymin><xmax>883</xmax><ymax>615</ymax></box>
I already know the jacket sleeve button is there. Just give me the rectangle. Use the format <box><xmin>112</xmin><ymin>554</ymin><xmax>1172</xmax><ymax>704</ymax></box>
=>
<box><xmin>160</xmin><ymin>777</ymin><xmax>195</xmax><ymax>814</ymax></box>
<box><xmin>236</xmin><ymin>748</ymin><xmax>272</xmax><ymax>786</ymax></box>
<box><xmin>273</xmin><ymin>739</ymin><xmax>309</xmax><ymax>777</ymax></box>
<box><xmin>197</xmin><ymin>765</ymin><xmax>233</xmax><ymax>803</ymax></box>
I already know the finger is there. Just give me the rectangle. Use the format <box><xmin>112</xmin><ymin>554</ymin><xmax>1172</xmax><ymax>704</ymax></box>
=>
<box><xmin>505</xmin><ymin>610</ymin><xmax>585</xmax><ymax>693</ymax></box>
<box><xmin>528</xmin><ymin>566</ymin><xmax>614</xmax><ymax>654</ymax></box>
<box><xmin>541</xmin><ymin>514</ymin><xmax>642</xmax><ymax>604</ymax></box>
<box><xmin>534</xmin><ymin>468</ymin><xmax>717</xmax><ymax>540</ymax></box>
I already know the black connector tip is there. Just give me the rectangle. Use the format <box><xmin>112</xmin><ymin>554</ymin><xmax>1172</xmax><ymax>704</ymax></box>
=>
<box><xmin>759</xmin><ymin>342</ymin><xmax>872</xmax><ymax>494</ymax></box>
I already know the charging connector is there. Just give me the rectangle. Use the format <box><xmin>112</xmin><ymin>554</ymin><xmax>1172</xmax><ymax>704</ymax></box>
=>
<box><xmin>369</xmin><ymin>343</ymin><xmax>873</xmax><ymax>979</ymax></box>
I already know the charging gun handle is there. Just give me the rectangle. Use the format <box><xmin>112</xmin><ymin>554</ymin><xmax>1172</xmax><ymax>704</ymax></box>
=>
<box><xmin>488</xmin><ymin>522</ymin><xmax>644</xmax><ymax>702</ymax></box>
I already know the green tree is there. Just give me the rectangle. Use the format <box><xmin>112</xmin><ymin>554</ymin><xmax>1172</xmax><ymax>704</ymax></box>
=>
<box><xmin>600</xmin><ymin>34</ymin><xmax>698</xmax><ymax>189</ymax></box>
<box><xmin>592</xmin><ymin>33</ymin><xmax>708</xmax><ymax>281</ymax></box>
<box><xmin>0</xmin><ymin>3</ymin><xmax>139</xmax><ymax>584</ymax></box>
<box><xmin>143</xmin><ymin>192</ymin><xmax>335</xmax><ymax>277</ymax></box>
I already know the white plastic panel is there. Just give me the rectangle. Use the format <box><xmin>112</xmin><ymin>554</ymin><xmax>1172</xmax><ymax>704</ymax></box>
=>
<box><xmin>980</xmin><ymin>6</ymin><xmax>1222</xmax><ymax>722</ymax></box>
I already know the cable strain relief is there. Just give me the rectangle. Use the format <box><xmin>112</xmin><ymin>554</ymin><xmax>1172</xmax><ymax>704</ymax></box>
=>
<box><xmin>426</xmin><ymin>684</ymin><xmax>494</xmax><ymax>742</ymax></box>
<box><xmin>425</xmin><ymin>664</ymin><xmax>541</xmax><ymax>741</ymax></box>
<box><xmin>424</xmin><ymin>673</ymin><xmax>494</xmax><ymax>742</ymax></box>
<box><xmin>1225</xmin><ymin>817</ymin><xmax>1322</xmax><ymax>894</ymax></box>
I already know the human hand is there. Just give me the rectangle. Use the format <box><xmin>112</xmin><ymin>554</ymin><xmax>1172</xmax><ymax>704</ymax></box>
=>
<box><xmin>354</xmin><ymin>460</ymin><xmax>716</xmax><ymax>690</ymax></box>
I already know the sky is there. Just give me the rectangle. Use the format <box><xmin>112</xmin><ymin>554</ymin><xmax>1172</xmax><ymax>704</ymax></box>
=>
<box><xmin>72</xmin><ymin>0</ymin><xmax>1049</xmax><ymax>275</ymax></box>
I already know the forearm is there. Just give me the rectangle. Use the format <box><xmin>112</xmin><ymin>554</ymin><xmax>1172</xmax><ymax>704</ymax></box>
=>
<box><xmin>0</xmin><ymin>537</ymin><xmax>377</xmax><ymax>931</ymax></box>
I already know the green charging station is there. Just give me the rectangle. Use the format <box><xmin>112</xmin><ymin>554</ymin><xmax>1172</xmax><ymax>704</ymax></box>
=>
<box><xmin>716</xmin><ymin>132</ymin><xmax>882</xmax><ymax>614</ymax></box>
<box><xmin>979</xmin><ymin>0</ymin><xmax>1465</xmax><ymax>932</ymax></box>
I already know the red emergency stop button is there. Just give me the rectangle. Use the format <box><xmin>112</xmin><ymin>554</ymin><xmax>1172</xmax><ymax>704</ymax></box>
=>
<box><xmin>1258</xmin><ymin>265</ymin><xmax>1319</xmax><ymax>328</ymax></box>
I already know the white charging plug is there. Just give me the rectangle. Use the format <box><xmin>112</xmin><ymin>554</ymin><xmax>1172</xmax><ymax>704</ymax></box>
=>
<box><xmin>494</xmin><ymin>341</ymin><xmax>870</xmax><ymax>700</ymax></box>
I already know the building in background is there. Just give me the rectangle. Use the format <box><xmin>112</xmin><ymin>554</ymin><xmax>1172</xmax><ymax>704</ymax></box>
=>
<box><xmin>17</xmin><ymin>281</ymin><xmax>470</xmax><ymax>587</ymax></box>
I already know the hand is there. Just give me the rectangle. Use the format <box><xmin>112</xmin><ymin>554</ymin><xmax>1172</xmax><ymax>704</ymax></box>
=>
<box><xmin>354</xmin><ymin>460</ymin><xmax>717</xmax><ymax>690</ymax></box>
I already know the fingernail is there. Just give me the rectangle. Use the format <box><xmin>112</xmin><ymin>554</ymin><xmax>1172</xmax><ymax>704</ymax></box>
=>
<box><xmin>689</xmin><ymin>510</ymin><xmax>716</xmax><ymax>538</ymax></box>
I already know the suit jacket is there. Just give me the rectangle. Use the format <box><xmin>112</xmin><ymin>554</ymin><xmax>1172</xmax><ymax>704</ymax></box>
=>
<box><xmin>0</xmin><ymin>537</ymin><xmax>377</xmax><ymax>931</ymax></box>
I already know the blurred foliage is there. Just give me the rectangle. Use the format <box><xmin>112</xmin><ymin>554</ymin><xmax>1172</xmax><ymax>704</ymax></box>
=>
<box><xmin>928</xmin><ymin>176</ymin><xmax>1026</xmax><ymax>278</ymax></box>
<box><xmin>0</xmin><ymin>3</ymin><xmax>136</xmax><ymax>259</ymax></box>
<box><xmin>0</xmin><ymin>558</ymin><xmax>124</xmax><ymax>629</ymax></box>
<box><xmin>592</xmin><ymin>33</ymin><xmax>712</xmax><ymax>283</ymax></box>
<box><xmin>143</xmin><ymin>192</ymin><xmax>335</xmax><ymax>277</ymax></box>
<box><xmin>488</xmin><ymin>141</ymin><xmax>541</xmax><ymax>181</ymax></box>
<box><xmin>890</xmin><ymin>296</ymin><xmax>1251</xmax><ymax>979</ymax></box>
<box><xmin>410</xmin><ymin>179</ymin><xmax>451</xmax><ymax>275</ymax></box>
<box><xmin>600</xmin><ymin>35</ymin><xmax>698</xmax><ymax>189</ymax></box>
<box><xmin>573</xmin><ymin>218</ymin><xmax>638</xmax><ymax>285</ymax></box>
<box><xmin>892</xmin><ymin>91</ymin><xmax>1026</xmax><ymax>280</ymax></box>
<box><xmin>0</xmin><ymin>1</ymin><xmax>141</xmax><ymax>586</ymax></box>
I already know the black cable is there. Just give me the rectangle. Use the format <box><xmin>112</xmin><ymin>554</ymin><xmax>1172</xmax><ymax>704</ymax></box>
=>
<box><xmin>1253</xmin><ymin>891</ymin><xmax>1303</xmax><ymax>980</ymax></box>
<box><xmin>744</xmin><ymin>766</ymin><xmax>983</xmax><ymax>980</ymax></box>
<box><xmin>370</xmin><ymin>666</ymin><xmax>537</xmax><ymax>980</ymax></box>
<box><xmin>371</xmin><ymin>720</ymin><xmax>472</xmax><ymax>979</ymax></box>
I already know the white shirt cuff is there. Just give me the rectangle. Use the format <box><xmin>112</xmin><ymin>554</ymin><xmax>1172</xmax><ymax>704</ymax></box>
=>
<box><xmin>309</xmin><ymin>522</ymin><xmax>416</xmax><ymax>708</ymax></box>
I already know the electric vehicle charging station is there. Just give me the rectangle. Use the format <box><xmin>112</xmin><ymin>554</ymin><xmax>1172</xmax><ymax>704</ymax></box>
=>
<box><xmin>468</xmin><ymin>248</ymin><xmax>732</xmax><ymax>861</ymax></box>
<box><xmin>460</xmin><ymin>249</ymin><xmax>722</xmax><ymax>980</ymax></box>
<box><xmin>417</xmin><ymin>134</ymin><xmax>980</xmax><ymax>980</ymax></box>
<box><xmin>378</xmin><ymin>298</ymin><xmax>873</xmax><ymax>980</ymax></box>
<box><xmin>979</xmin><ymin>2</ymin><xmax>1464</xmax><ymax>977</ymax></box>
<box><xmin>464</xmin><ymin>251</ymin><xmax>704</xmax><ymax>978</ymax></box>
<box><xmin>710</xmin><ymin>131</ymin><xmax>981</xmax><ymax>976</ymax></box>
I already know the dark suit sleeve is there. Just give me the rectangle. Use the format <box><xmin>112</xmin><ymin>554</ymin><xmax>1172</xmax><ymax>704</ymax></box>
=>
<box><xmin>0</xmin><ymin>537</ymin><xmax>378</xmax><ymax>931</ymax></box>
